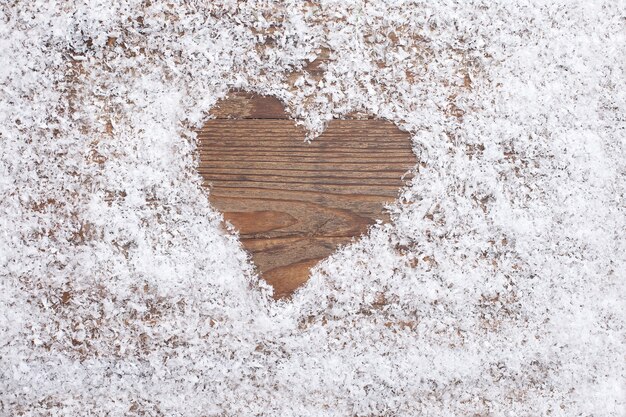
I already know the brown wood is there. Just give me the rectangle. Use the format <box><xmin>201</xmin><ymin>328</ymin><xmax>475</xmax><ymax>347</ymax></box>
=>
<box><xmin>210</xmin><ymin>91</ymin><xmax>289</xmax><ymax>119</ymax></box>
<box><xmin>198</xmin><ymin>93</ymin><xmax>415</xmax><ymax>298</ymax></box>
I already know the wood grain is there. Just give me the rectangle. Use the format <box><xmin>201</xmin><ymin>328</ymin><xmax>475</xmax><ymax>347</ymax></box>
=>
<box><xmin>199</xmin><ymin>93</ymin><xmax>415</xmax><ymax>298</ymax></box>
<box><xmin>209</xmin><ymin>91</ymin><xmax>289</xmax><ymax>119</ymax></box>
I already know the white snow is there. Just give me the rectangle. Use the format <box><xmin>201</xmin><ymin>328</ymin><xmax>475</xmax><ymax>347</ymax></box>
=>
<box><xmin>1</xmin><ymin>1</ymin><xmax>624</xmax><ymax>416</ymax></box>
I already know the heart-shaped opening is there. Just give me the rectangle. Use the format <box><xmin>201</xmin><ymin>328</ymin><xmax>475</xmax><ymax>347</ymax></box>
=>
<box><xmin>197</xmin><ymin>92</ymin><xmax>416</xmax><ymax>298</ymax></box>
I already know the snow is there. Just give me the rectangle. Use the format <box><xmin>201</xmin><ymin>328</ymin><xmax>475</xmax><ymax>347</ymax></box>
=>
<box><xmin>1</xmin><ymin>1</ymin><xmax>624</xmax><ymax>416</ymax></box>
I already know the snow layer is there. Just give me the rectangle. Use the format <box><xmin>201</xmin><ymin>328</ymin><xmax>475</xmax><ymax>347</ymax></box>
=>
<box><xmin>1</xmin><ymin>1</ymin><xmax>624</xmax><ymax>416</ymax></box>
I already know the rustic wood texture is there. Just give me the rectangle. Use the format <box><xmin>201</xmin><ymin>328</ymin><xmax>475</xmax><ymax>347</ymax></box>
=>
<box><xmin>198</xmin><ymin>94</ymin><xmax>415</xmax><ymax>298</ymax></box>
<box><xmin>209</xmin><ymin>91</ymin><xmax>289</xmax><ymax>119</ymax></box>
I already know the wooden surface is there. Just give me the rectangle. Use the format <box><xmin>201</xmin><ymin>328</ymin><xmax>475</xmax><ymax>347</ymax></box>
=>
<box><xmin>198</xmin><ymin>93</ymin><xmax>415</xmax><ymax>298</ymax></box>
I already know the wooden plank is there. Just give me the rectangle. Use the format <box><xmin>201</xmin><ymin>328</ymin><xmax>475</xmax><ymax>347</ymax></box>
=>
<box><xmin>198</xmin><ymin>93</ymin><xmax>415</xmax><ymax>298</ymax></box>
<box><xmin>209</xmin><ymin>91</ymin><xmax>289</xmax><ymax>119</ymax></box>
<box><xmin>209</xmin><ymin>48</ymin><xmax>331</xmax><ymax>120</ymax></box>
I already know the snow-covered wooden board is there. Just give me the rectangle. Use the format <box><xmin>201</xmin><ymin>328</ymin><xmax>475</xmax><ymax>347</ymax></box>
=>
<box><xmin>4</xmin><ymin>2</ymin><xmax>624</xmax><ymax>415</ymax></box>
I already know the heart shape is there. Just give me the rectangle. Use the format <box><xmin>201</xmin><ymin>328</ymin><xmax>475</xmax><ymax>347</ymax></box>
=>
<box><xmin>197</xmin><ymin>92</ymin><xmax>416</xmax><ymax>297</ymax></box>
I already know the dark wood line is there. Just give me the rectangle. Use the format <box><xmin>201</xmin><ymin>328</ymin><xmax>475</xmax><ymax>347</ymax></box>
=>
<box><xmin>199</xmin><ymin>170</ymin><xmax>411</xmax><ymax>180</ymax></box>
<box><xmin>205</xmin><ymin>178</ymin><xmax>405</xmax><ymax>187</ymax></box>
<box><xmin>198</xmin><ymin>157</ymin><xmax>414</xmax><ymax>163</ymax></box>
<box><xmin>199</xmin><ymin>167</ymin><xmax>412</xmax><ymax>175</ymax></box>
<box><xmin>240</xmin><ymin>235</ymin><xmax>362</xmax><ymax>241</ymax></box>
<box><xmin>209</xmin><ymin>188</ymin><xmax>401</xmax><ymax>202</ymax></box>
<box><xmin>199</xmin><ymin>162</ymin><xmax>412</xmax><ymax>170</ymax></box>
<box><xmin>198</xmin><ymin>150</ymin><xmax>411</xmax><ymax>156</ymax></box>
<box><xmin>202</xmin><ymin>129</ymin><xmax>395</xmax><ymax>132</ymax></box>
<box><xmin>198</xmin><ymin>146</ymin><xmax>412</xmax><ymax>152</ymax></box>
<box><xmin>209</xmin><ymin>183</ymin><xmax>404</xmax><ymax>192</ymax></box>
<box><xmin>197</xmin><ymin>138</ymin><xmax>411</xmax><ymax>144</ymax></box>
<box><xmin>201</xmin><ymin>120</ymin><xmax>402</xmax><ymax>126</ymax></box>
